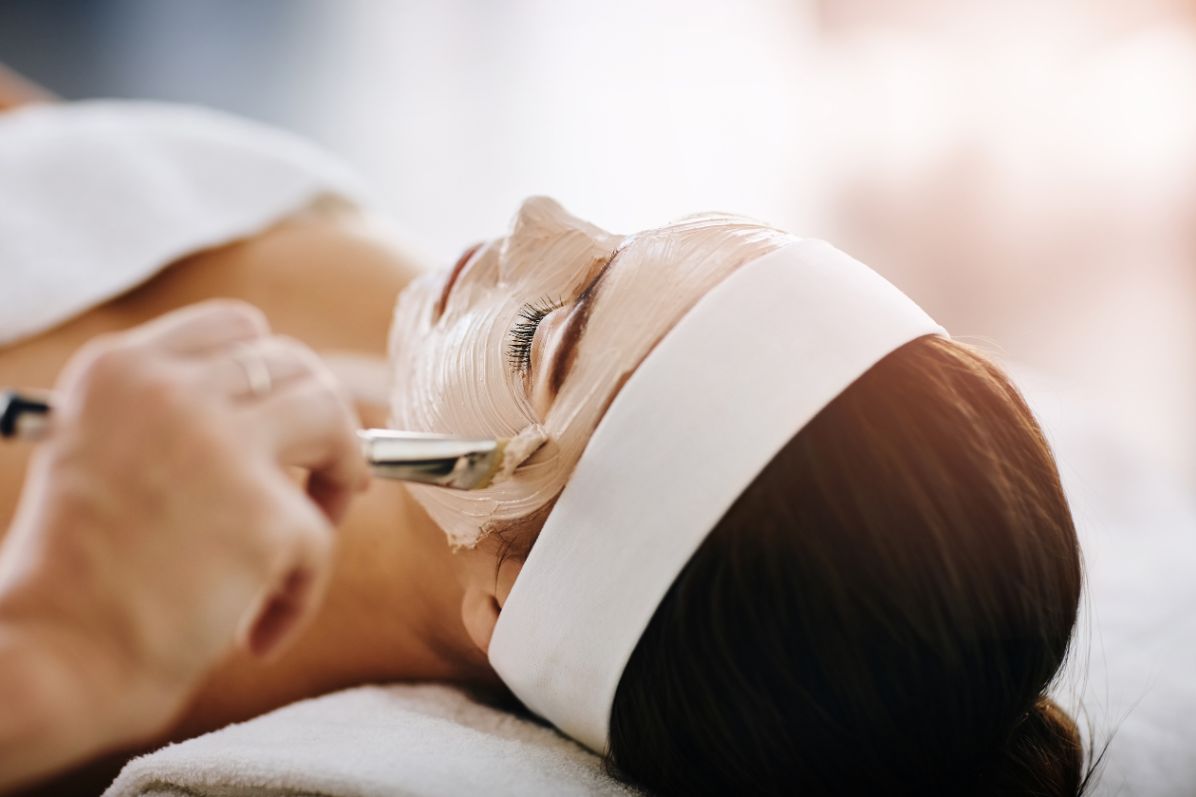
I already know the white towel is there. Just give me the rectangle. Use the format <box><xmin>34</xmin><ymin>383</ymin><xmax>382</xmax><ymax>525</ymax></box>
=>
<box><xmin>0</xmin><ymin>99</ymin><xmax>372</xmax><ymax>347</ymax></box>
<box><xmin>103</xmin><ymin>683</ymin><xmax>640</xmax><ymax>797</ymax></box>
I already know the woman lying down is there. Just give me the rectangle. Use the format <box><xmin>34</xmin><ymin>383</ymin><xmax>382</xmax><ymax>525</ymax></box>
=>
<box><xmin>0</xmin><ymin>81</ymin><xmax>1096</xmax><ymax>796</ymax></box>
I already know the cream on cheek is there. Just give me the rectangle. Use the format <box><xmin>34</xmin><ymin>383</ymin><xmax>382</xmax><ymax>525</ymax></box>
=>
<box><xmin>389</xmin><ymin>199</ymin><xmax>794</xmax><ymax>549</ymax></box>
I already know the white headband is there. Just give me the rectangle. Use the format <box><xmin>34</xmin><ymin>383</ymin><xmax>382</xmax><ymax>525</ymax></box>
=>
<box><xmin>488</xmin><ymin>239</ymin><xmax>947</xmax><ymax>753</ymax></box>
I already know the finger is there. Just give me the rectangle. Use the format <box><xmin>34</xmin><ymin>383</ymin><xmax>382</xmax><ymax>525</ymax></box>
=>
<box><xmin>127</xmin><ymin>300</ymin><xmax>270</xmax><ymax>355</ymax></box>
<box><xmin>241</xmin><ymin>500</ymin><xmax>335</xmax><ymax>659</ymax></box>
<box><xmin>245</xmin><ymin>565</ymin><xmax>325</xmax><ymax>660</ymax></box>
<box><xmin>306</xmin><ymin>468</ymin><xmax>359</xmax><ymax>527</ymax></box>
<box><xmin>201</xmin><ymin>337</ymin><xmax>312</xmax><ymax>401</ymax></box>
<box><xmin>245</xmin><ymin>378</ymin><xmax>369</xmax><ymax>520</ymax></box>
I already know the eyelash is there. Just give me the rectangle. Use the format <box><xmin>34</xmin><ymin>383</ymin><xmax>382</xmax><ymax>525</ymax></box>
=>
<box><xmin>505</xmin><ymin>296</ymin><xmax>563</xmax><ymax>376</ymax></box>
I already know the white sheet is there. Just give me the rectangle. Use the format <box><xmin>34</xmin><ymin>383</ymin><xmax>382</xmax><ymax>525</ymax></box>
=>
<box><xmin>1016</xmin><ymin>366</ymin><xmax>1196</xmax><ymax>797</ymax></box>
<box><xmin>0</xmin><ymin>99</ymin><xmax>371</xmax><ymax>347</ymax></box>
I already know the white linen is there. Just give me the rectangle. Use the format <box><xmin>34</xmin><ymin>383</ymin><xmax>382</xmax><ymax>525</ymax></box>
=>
<box><xmin>0</xmin><ymin>99</ymin><xmax>371</xmax><ymax>347</ymax></box>
<box><xmin>1016</xmin><ymin>366</ymin><xmax>1196</xmax><ymax>797</ymax></box>
<box><xmin>102</xmin><ymin>684</ymin><xmax>639</xmax><ymax>797</ymax></box>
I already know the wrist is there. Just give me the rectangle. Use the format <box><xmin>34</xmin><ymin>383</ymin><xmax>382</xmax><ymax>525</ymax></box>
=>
<box><xmin>0</xmin><ymin>579</ymin><xmax>183</xmax><ymax>758</ymax></box>
<box><xmin>0</xmin><ymin>614</ymin><xmax>129</xmax><ymax>790</ymax></box>
<box><xmin>1</xmin><ymin>474</ymin><xmax>195</xmax><ymax>738</ymax></box>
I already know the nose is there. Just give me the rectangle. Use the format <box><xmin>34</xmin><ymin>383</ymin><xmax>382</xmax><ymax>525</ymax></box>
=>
<box><xmin>509</xmin><ymin>196</ymin><xmax>574</xmax><ymax>239</ymax></box>
<box><xmin>501</xmin><ymin>197</ymin><xmax>616</xmax><ymax>278</ymax></box>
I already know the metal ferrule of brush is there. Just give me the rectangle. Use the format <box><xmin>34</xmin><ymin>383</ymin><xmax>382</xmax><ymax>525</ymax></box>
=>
<box><xmin>357</xmin><ymin>429</ymin><xmax>504</xmax><ymax>491</ymax></box>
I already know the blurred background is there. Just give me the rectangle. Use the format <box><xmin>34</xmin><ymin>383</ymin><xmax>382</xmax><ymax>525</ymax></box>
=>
<box><xmin>1</xmin><ymin>0</ymin><xmax>1193</xmax><ymax>490</ymax></box>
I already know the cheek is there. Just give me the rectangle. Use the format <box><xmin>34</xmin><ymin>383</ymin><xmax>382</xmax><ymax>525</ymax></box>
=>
<box><xmin>388</xmin><ymin>276</ymin><xmax>559</xmax><ymax>549</ymax></box>
<box><xmin>390</xmin><ymin>282</ymin><xmax>535</xmax><ymax>438</ymax></box>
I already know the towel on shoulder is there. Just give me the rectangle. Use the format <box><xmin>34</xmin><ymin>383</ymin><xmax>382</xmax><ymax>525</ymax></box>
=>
<box><xmin>0</xmin><ymin>100</ymin><xmax>371</xmax><ymax>347</ymax></box>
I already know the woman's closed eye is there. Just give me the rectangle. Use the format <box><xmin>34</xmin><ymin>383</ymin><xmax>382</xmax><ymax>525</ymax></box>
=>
<box><xmin>504</xmin><ymin>246</ymin><xmax>623</xmax><ymax>391</ymax></box>
<box><xmin>505</xmin><ymin>297</ymin><xmax>563</xmax><ymax>377</ymax></box>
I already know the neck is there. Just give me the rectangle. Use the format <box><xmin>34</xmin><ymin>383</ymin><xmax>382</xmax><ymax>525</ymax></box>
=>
<box><xmin>352</xmin><ymin>478</ymin><xmax>499</xmax><ymax>686</ymax></box>
<box><xmin>335</xmin><ymin>380</ymin><xmax>500</xmax><ymax>688</ymax></box>
<box><xmin>390</xmin><ymin>481</ymin><xmax>499</xmax><ymax>683</ymax></box>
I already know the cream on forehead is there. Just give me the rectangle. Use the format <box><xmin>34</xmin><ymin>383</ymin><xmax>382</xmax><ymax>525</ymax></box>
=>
<box><xmin>388</xmin><ymin>197</ymin><xmax>792</xmax><ymax>548</ymax></box>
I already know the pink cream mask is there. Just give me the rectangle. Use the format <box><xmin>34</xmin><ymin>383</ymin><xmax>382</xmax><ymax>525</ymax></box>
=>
<box><xmin>388</xmin><ymin>196</ymin><xmax>792</xmax><ymax>548</ymax></box>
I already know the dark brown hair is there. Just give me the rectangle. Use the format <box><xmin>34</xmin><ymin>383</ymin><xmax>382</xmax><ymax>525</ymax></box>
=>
<box><xmin>606</xmin><ymin>335</ymin><xmax>1094</xmax><ymax>795</ymax></box>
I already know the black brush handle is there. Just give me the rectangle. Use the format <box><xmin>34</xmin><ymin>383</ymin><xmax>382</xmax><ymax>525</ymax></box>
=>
<box><xmin>0</xmin><ymin>390</ymin><xmax>52</xmax><ymax>440</ymax></box>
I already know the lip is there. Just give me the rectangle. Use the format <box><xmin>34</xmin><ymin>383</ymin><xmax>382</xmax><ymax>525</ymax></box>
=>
<box><xmin>436</xmin><ymin>242</ymin><xmax>484</xmax><ymax>317</ymax></box>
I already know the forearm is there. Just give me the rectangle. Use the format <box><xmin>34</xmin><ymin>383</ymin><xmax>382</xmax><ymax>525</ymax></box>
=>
<box><xmin>0</xmin><ymin>540</ymin><xmax>179</xmax><ymax>795</ymax></box>
<box><xmin>0</xmin><ymin>512</ymin><xmax>197</xmax><ymax>793</ymax></box>
<box><xmin>0</xmin><ymin>618</ymin><xmax>115</xmax><ymax>792</ymax></box>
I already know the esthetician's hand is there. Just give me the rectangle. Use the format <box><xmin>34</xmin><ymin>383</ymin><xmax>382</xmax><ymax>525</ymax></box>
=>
<box><xmin>0</xmin><ymin>301</ymin><xmax>368</xmax><ymax>792</ymax></box>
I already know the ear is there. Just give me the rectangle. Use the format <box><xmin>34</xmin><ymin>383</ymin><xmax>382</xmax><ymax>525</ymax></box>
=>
<box><xmin>460</xmin><ymin>586</ymin><xmax>500</xmax><ymax>653</ymax></box>
<box><xmin>459</xmin><ymin>554</ymin><xmax>524</xmax><ymax>655</ymax></box>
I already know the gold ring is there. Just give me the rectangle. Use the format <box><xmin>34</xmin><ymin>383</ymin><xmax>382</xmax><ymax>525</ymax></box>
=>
<box><xmin>232</xmin><ymin>346</ymin><xmax>272</xmax><ymax>398</ymax></box>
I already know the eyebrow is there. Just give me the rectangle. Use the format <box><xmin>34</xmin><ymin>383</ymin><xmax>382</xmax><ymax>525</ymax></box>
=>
<box><xmin>546</xmin><ymin>248</ymin><xmax>622</xmax><ymax>395</ymax></box>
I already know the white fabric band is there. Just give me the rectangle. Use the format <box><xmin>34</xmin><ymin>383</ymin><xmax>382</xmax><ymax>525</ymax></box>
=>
<box><xmin>488</xmin><ymin>240</ymin><xmax>948</xmax><ymax>753</ymax></box>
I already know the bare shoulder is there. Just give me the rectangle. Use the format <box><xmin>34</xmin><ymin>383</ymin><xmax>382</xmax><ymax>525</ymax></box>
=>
<box><xmin>0</xmin><ymin>206</ymin><xmax>429</xmax><ymax>523</ymax></box>
<box><xmin>111</xmin><ymin>204</ymin><xmax>430</xmax><ymax>356</ymax></box>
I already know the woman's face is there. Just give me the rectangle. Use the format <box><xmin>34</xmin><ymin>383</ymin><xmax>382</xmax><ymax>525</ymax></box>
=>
<box><xmin>389</xmin><ymin>196</ymin><xmax>791</xmax><ymax>548</ymax></box>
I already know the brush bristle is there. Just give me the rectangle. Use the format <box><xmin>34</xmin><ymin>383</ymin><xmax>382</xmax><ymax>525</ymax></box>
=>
<box><xmin>483</xmin><ymin>424</ymin><xmax>549</xmax><ymax>487</ymax></box>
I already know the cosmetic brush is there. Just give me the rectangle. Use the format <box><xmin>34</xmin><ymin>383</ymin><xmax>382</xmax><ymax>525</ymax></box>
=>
<box><xmin>356</xmin><ymin>428</ymin><xmax>522</xmax><ymax>490</ymax></box>
<box><xmin>0</xmin><ymin>388</ymin><xmax>51</xmax><ymax>441</ymax></box>
<box><xmin>1</xmin><ymin>389</ymin><xmax>541</xmax><ymax>491</ymax></box>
